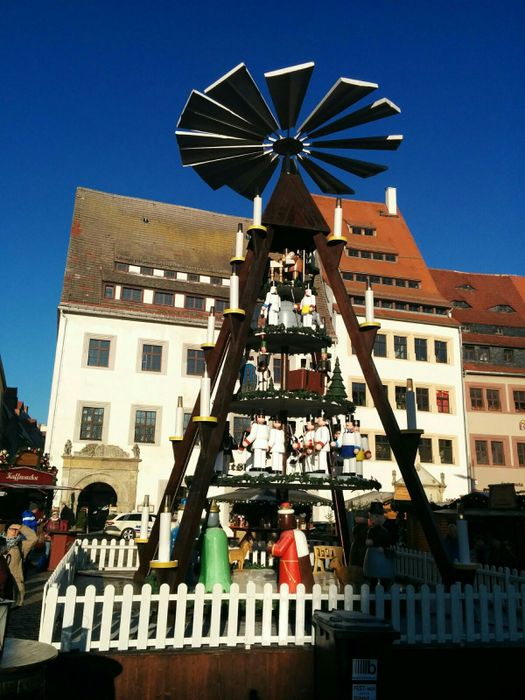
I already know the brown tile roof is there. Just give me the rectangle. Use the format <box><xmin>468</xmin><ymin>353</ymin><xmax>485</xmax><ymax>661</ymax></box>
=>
<box><xmin>61</xmin><ymin>187</ymin><xmax>336</xmax><ymax>335</ymax></box>
<box><xmin>429</xmin><ymin>268</ymin><xmax>525</xmax><ymax>328</ymax></box>
<box><xmin>311</xmin><ymin>193</ymin><xmax>453</xmax><ymax>325</ymax></box>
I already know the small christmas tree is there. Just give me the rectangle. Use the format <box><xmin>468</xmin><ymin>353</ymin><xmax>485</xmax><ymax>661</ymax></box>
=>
<box><xmin>325</xmin><ymin>357</ymin><xmax>348</xmax><ymax>404</ymax></box>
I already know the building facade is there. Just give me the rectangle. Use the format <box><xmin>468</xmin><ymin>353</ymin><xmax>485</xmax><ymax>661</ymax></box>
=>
<box><xmin>430</xmin><ymin>269</ymin><xmax>525</xmax><ymax>491</ymax></box>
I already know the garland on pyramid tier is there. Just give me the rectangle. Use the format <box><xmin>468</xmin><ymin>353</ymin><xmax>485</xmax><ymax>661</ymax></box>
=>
<box><xmin>188</xmin><ymin>472</ymin><xmax>382</xmax><ymax>491</ymax></box>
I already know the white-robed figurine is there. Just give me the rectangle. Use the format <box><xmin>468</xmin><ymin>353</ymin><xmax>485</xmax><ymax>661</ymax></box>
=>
<box><xmin>262</xmin><ymin>285</ymin><xmax>281</xmax><ymax>326</ymax></box>
<box><xmin>299</xmin><ymin>288</ymin><xmax>316</xmax><ymax>328</ymax></box>
<box><xmin>268</xmin><ymin>416</ymin><xmax>286</xmax><ymax>473</ymax></box>
<box><xmin>302</xmin><ymin>420</ymin><xmax>316</xmax><ymax>473</ymax></box>
<box><xmin>243</xmin><ymin>414</ymin><xmax>269</xmax><ymax>471</ymax></box>
<box><xmin>314</xmin><ymin>414</ymin><xmax>331</xmax><ymax>474</ymax></box>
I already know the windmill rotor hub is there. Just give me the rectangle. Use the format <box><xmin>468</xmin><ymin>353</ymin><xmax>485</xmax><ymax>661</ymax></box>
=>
<box><xmin>272</xmin><ymin>136</ymin><xmax>303</xmax><ymax>157</ymax></box>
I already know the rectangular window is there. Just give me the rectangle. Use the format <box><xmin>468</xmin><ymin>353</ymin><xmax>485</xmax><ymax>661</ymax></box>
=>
<box><xmin>372</xmin><ymin>252</ymin><xmax>383</xmax><ymax>260</ymax></box>
<box><xmin>80</xmin><ymin>407</ymin><xmax>104</xmax><ymax>440</ymax></box>
<box><xmin>164</xmin><ymin>270</ymin><xmax>176</xmax><ymax>279</ymax></box>
<box><xmin>435</xmin><ymin>340</ymin><xmax>448</xmax><ymax>364</ymax></box>
<box><xmin>491</xmin><ymin>441</ymin><xmax>505</xmax><ymax>466</ymax></box>
<box><xmin>486</xmin><ymin>389</ymin><xmax>501</xmax><ymax>411</ymax></box>
<box><xmin>436</xmin><ymin>390</ymin><xmax>450</xmax><ymax>414</ymax></box>
<box><xmin>134</xmin><ymin>410</ymin><xmax>156</xmax><ymax>443</ymax></box>
<box><xmin>115</xmin><ymin>262</ymin><xmax>129</xmax><ymax>272</ymax></box>
<box><xmin>103</xmin><ymin>285</ymin><xmax>115</xmax><ymax>299</ymax></box>
<box><xmin>352</xmin><ymin>382</ymin><xmax>366</xmax><ymax>407</ymax></box>
<box><xmin>374</xmin><ymin>334</ymin><xmax>387</xmax><ymax>358</ymax></box>
<box><xmin>513</xmin><ymin>391</ymin><xmax>525</xmax><ymax>411</ymax></box>
<box><xmin>185</xmin><ymin>295</ymin><xmax>204</xmax><ymax>310</ymax></box>
<box><xmin>121</xmin><ymin>287</ymin><xmax>142</xmax><ymax>302</ymax></box>
<box><xmin>439</xmin><ymin>439</ymin><xmax>453</xmax><ymax>464</ymax></box>
<box><xmin>503</xmin><ymin>348</ymin><xmax>514</xmax><ymax>363</ymax></box>
<box><xmin>470</xmin><ymin>387</ymin><xmax>484</xmax><ymax>410</ymax></box>
<box><xmin>214</xmin><ymin>299</ymin><xmax>227</xmax><ymax>314</ymax></box>
<box><xmin>419</xmin><ymin>438</ymin><xmax>433</xmax><ymax>463</ymax></box>
<box><xmin>385</xmin><ymin>253</ymin><xmax>396</xmax><ymax>262</ymax></box>
<box><xmin>395</xmin><ymin>386</ymin><xmax>406</xmax><ymax>410</ymax></box>
<box><xmin>463</xmin><ymin>345</ymin><xmax>476</xmax><ymax>362</ymax></box>
<box><xmin>475</xmin><ymin>440</ymin><xmax>489</xmax><ymax>465</ymax></box>
<box><xmin>394</xmin><ymin>336</ymin><xmax>407</xmax><ymax>359</ymax></box>
<box><xmin>415</xmin><ymin>338</ymin><xmax>428</xmax><ymax>361</ymax></box>
<box><xmin>416</xmin><ymin>387</ymin><xmax>429</xmax><ymax>412</ymax></box>
<box><xmin>187</xmin><ymin>273</ymin><xmax>200</xmax><ymax>282</ymax></box>
<box><xmin>382</xmin><ymin>277</ymin><xmax>393</xmax><ymax>286</ymax></box>
<box><xmin>153</xmin><ymin>291</ymin><xmax>174</xmax><ymax>306</ymax></box>
<box><xmin>210</xmin><ymin>276</ymin><xmax>222</xmax><ymax>285</ymax></box>
<box><xmin>518</xmin><ymin>443</ymin><xmax>525</xmax><ymax>467</ymax></box>
<box><xmin>375</xmin><ymin>435</ymin><xmax>391</xmax><ymax>461</ymax></box>
<box><xmin>141</xmin><ymin>344</ymin><xmax>162</xmax><ymax>372</ymax></box>
<box><xmin>140</xmin><ymin>266</ymin><xmax>153</xmax><ymax>276</ymax></box>
<box><xmin>186</xmin><ymin>348</ymin><xmax>205</xmax><ymax>376</ymax></box>
<box><xmin>408</xmin><ymin>280</ymin><xmax>419</xmax><ymax>289</ymax></box>
<box><xmin>87</xmin><ymin>339</ymin><xmax>110</xmax><ymax>368</ymax></box>
<box><xmin>342</xmin><ymin>272</ymin><xmax>353</xmax><ymax>281</ymax></box>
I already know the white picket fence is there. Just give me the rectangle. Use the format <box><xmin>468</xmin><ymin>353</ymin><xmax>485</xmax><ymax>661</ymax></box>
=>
<box><xmin>39</xmin><ymin>579</ymin><xmax>525</xmax><ymax>652</ymax></box>
<box><xmin>38</xmin><ymin>538</ymin><xmax>525</xmax><ymax>652</ymax></box>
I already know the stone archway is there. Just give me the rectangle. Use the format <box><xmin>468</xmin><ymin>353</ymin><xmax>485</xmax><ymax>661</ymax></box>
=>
<box><xmin>78</xmin><ymin>481</ymin><xmax>118</xmax><ymax>531</ymax></box>
<box><xmin>62</xmin><ymin>443</ymin><xmax>141</xmax><ymax>514</ymax></box>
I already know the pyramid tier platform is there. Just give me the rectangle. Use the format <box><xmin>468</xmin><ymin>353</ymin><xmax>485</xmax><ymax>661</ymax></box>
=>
<box><xmin>247</xmin><ymin>327</ymin><xmax>330</xmax><ymax>354</ymax></box>
<box><xmin>229</xmin><ymin>392</ymin><xmax>352</xmax><ymax>418</ymax></box>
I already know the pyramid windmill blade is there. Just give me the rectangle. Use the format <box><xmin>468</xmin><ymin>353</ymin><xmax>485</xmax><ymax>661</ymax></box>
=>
<box><xmin>265</xmin><ymin>62</ymin><xmax>314</xmax><ymax>131</ymax></box>
<box><xmin>308</xmin><ymin>98</ymin><xmax>401</xmax><ymax>139</ymax></box>
<box><xmin>205</xmin><ymin>63</ymin><xmax>280</xmax><ymax>136</ymax></box>
<box><xmin>194</xmin><ymin>152</ymin><xmax>272</xmax><ymax>190</ymax></box>
<box><xmin>309</xmin><ymin>150</ymin><xmax>387</xmax><ymax>178</ymax></box>
<box><xmin>179</xmin><ymin>144</ymin><xmax>264</xmax><ymax>167</ymax></box>
<box><xmin>225</xmin><ymin>155</ymin><xmax>279</xmax><ymax>199</ymax></box>
<box><xmin>178</xmin><ymin>91</ymin><xmax>267</xmax><ymax>140</ymax></box>
<box><xmin>298</xmin><ymin>155</ymin><xmax>355</xmax><ymax>194</ymax></box>
<box><xmin>176</xmin><ymin>130</ymin><xmax>261</xmax><ymax>149</ymax></box>
<box><xmin>310</xmin><ymin>135</ymin><xmax>403</xmax><ymax>151</ymax></box>
<box><xmin>297</xmin><ymin>77</ymin><xmax>378</xmax><ymax>134</ymax></box>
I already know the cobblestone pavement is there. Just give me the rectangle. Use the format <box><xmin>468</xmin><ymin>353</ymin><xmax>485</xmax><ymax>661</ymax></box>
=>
<box><xmin>5</xmin><ymin>566</ymin><xmax>51</xmax><ymax>641</ymax></box>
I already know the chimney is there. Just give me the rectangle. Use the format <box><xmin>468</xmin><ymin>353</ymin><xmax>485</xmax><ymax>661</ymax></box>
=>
<box><xmin>385</xmin><ymin>187</ymin><xmax>397</xmax><ymax>215</ymax></box>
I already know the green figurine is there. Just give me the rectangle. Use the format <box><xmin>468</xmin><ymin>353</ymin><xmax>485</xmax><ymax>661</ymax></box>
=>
<box><xmin>199</xmin><ymin>500</ymin><xmax>231</xmax><ymax>593</ymax></box>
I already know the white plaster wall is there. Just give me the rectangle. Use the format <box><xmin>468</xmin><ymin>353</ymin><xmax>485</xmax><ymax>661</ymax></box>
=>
<box><xmin>333</xmin><ymin>312</ymin><xmax>469</xmax><ymax>501</ymax></box>
<box><xmin>45</xmin><ymin>310</ymin><xmax>208</xmax><ymax>509</ymax></box>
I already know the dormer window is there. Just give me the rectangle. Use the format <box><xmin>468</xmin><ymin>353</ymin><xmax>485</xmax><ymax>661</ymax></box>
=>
<box><xmin>490</xmin><ymin>304</ymin><xmax>515</xmax><ymax>313</ymax></box>
<box><xmin>452</xmin><ymin>300</ymin><xmax>471</xmax><ymax>308</ymax></box>
<box><xmin>457</xmin><ymin>283</ymin><xmax>475</xmax><ymax>291</ymax></box>
<box><xmin>348</xmin><ymin>225</ymin><xmax>375</xmax><ymax>236</ymax></box>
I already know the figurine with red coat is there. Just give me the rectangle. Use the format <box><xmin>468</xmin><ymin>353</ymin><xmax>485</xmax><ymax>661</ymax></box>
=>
<box><xmin>270</xmin><ymin>502</ymin><xmax>314</xmax><ymax>593</ymax></box>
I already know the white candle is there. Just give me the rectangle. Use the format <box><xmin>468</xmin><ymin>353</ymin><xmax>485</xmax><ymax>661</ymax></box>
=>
<box><xmin>175</xmin><ymin>396</ymin><xmax>184</xmax><ymax>438</ymax></box>
<box><xmin>235</xmin><ymin>223</ymin><xmax>244</xmax><ymax>257</ymax></box>
<box><xmin>230</xmin><ymin>273</ymin><xmax>239</xmax><ymax>309</ymax></box>
<box><xmin>333</xmin><ymin>197</ymin><xmax>343</xmax><ymax>238</ymax></box>
<box><xmin>158</xmin><ymin>505</ymin><xmax>172</xmax><ymax>562</ymax></box>
<box><xmin>365</xmin><ymin>281</ymin><xmax>374</xmax><ymax>323</ymax></box>
<box><xmin>253</xmin><ymin>194</ymin><xmax>262</xmax><ymax>226</ymax></box>
<box><xmin>139</xmin><ymin>495</ymin><xmax>150</xmax><ymax>539</ymax></box>
<box><xmin>457</xmin><ymin>518</ymin><xmax>471</xmax><ymax>564</ymax></box>
<box><xmin>406</xmin><ymin>379</ymin><xmax>417</xmax><ymax>429</ymax></box>
<box><xmin>200</xmin><ymin>371</ymin><xmax>211</xmax><ymax>417</ymax></box>
<box><xmin>206</xmin><ymin>306</ymin><xmax>216</xmax><ymax>344</ymax></box>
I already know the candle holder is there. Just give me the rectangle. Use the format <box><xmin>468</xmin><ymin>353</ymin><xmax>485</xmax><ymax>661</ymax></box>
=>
<box><xmin>149</xmin><ymin>560</ymin><xmax>179</xmax><ymax>591</ymax></box>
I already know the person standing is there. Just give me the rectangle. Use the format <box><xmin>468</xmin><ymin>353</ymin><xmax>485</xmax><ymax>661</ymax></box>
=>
<box><xmin>0</xmin><ymin>523</ymin><xmax>38</xmax><ymax>606</ymax></box>
<box><xmin>21</xmin><ymin>502</ymin><xmax>40</xmax><ymax>532</ymax></box>
<box><xmin>363</xmin><ymin>502</ymin><xmax>395</xmax><ymax>588</ymax></box>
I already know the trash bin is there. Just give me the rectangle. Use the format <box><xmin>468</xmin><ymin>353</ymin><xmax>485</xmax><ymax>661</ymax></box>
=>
<box><xmin>312</xmin><ymin>610</ymin><xmax>399</xmax><ymax>698</ymax></box>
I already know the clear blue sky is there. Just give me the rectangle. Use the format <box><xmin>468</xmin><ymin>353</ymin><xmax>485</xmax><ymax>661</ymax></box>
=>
<box><xmin>1</xmin><ymin>0</ymin><xmax>524</xmax><ymax>425</ymax></box>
